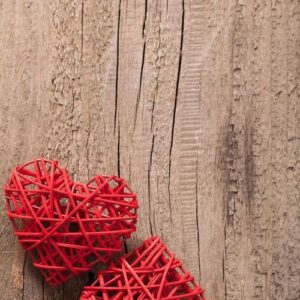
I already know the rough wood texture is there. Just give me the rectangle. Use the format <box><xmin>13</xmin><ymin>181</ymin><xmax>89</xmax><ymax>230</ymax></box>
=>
<box><xmin>0</xmin><ymin>1</ymin><xmax>299</xmax><ymax>299</ymax></box>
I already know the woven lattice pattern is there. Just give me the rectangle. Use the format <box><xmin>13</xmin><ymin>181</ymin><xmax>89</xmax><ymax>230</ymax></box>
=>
<box><xmin>4</xmin><ymin>158</ymin><xmax>138</xmax><ymax>286</ymax></box>
<box><xmin>81</xmin><ymin>236</ymin><xmax>205</xmax><ymax>300</ymax></box>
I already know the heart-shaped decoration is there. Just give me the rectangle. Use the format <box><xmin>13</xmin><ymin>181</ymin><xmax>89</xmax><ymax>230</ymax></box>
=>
<box><xmin>80</xmin><ymin>236</ymin><xmax>205</xmax><ymax>300</ymax></box>
<box><xmin>4</xmin><ymin>158</ymin><xmax>138</xmax><ymax>286</ymax></box>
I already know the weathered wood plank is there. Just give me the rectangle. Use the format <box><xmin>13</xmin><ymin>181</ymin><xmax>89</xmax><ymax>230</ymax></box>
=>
<box><xmin>222</xmin><ymin>1</ymin><xmax>300</xmax><ymax>300</ymax></box>
<box><xmin>170</xmin><ymin>3</ymin><xmax>226</xmax><ymax>299</ymax></box>
<box><xmin>0</xmin><ymin>0</ymin><xmax>51</xmax><ymax>299</ymax></box>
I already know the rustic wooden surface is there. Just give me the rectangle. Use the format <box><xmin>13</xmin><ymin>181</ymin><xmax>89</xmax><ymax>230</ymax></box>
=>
<box><xmin>0</xmin><ymin>0</ymin><xmax>299</xmax><ymax>299</ymax></box>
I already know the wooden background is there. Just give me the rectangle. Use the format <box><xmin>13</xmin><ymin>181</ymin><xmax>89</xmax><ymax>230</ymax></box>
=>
<box><xmin>0</xmin><ymin>0</ymin><xmax>299</xmax><ymax>299</ymax></box>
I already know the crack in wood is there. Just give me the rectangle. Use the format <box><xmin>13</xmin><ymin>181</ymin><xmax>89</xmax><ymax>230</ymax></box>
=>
<box><xmin>168</xmin><ymin>0</ymin><xmax>185</xmax><ymax>220</ymax></box>
<box><xmin>148</xmin><ymin>134</ymin><xmax>155</xmax><ymax>236</ymax></box>
<box><xmin>22</xmin><ymin>253</ymin><xmax>27</xmax><ymax>300</ymax></box>
<box><xmin>114</xmin><ymin>0</ymin><xmax>121</xmax><ymax>133</ymax></box>
<box><xmin>133</xmin><ymin>0</ymin><xmax>147</xmax><ymax>132</ymax></box>
<box><xmin>195</xmin><ymin>158</ymin><xmax>201</xmax><ymax>280</ymax></box>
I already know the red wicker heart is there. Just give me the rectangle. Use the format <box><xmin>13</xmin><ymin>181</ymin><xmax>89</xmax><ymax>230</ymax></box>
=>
<box><xmin>4</xmin><ymin>158</ymin><xmax>138</xmax><ymax>286</ymax></box>
<box><xmin>81</xmin><ymin>236</ymin><xmax>206</xmax><ymax>300</ymax></box>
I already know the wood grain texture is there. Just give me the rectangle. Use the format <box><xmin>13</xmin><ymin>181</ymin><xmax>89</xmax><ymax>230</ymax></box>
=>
<box><xmin>0</xmin><ymin>0</ymin><xmax>299</xmax><ymax>299</ymax></box>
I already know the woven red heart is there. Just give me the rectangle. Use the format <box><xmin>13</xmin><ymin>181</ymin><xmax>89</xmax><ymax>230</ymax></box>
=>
<box><xmin>4</xmin><ymin>158</ymin><xmax>138</xmax><ymax>286</ymax></box>
<box><xmin>80</xmin><ymin>236</ymin><xmax>206</xmax><ymax>300</ymax></box>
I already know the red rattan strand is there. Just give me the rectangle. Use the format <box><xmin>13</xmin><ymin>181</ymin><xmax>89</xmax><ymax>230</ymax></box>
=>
<box><xmin>4</xmin><ymin>158</ymin><xmax>138</xmax><ymax>286</ymax></box>
<box><xmin>81</xmin><ymin>236</ymin><xmax>206</xmax><ymax>300</ymax></box>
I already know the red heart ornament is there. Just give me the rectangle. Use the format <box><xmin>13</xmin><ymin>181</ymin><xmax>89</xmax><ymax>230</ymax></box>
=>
<box><xmin>80</xmin><ymin>236</ymin><xmax>206</xmax><ymax>300</ymax></box>
<box><xmin>4</xmin><ymin>158</ymin><xmax>138</xmax><ymax>286</ymax></box>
